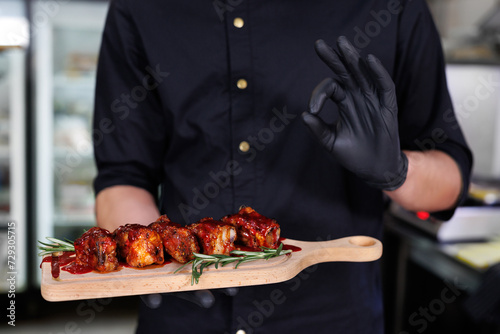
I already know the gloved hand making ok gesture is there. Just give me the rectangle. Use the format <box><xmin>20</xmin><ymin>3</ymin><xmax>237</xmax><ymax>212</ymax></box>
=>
<box><xmin>302</xmin><ymin>36</ymin><xmax>408</xmax><ymax>191</ymax></box>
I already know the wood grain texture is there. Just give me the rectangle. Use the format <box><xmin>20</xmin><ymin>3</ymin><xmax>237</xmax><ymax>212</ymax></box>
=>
<box><xmin>41</xmin><ymin>236</ymin><xmax>382</xmax><ymax>302</ymax></box>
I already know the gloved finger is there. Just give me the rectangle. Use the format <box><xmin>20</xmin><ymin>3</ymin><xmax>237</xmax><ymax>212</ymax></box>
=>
<box><xmin>314</xmin><ymin>39</ymin><xmax>355</xmax><ymax>91</ymax></box>
<box><xmin>174</xmin><ymin>289</ymin><xmax>215</xmax><ymax>308</ymax></box>
<box><xmin>308</xmin><ymin>77</ymin><xmax>360</xmax><ymax>132</ymax></box>
<box><xmin>140</xmin><ymin>293</ymin><xmax>163</xmax><ymax>309</ymax></box>
<box><xmin>365</xmin><ymin>54</ymin><xmax>398</xmax><ymax>112</ymax></box>
<box><xmin>222</xmin><ymin>287</ymin><xmax>239</xmax><ymax>296</ymax></box>
<box><xmin>301</xmin><ymin>111</ymin><xmax>336</xmax><ymax>152</ymax></box>
<box><xmin>308</xmin><ymin>77</ymin><xmax>347</xmax><ymax>115</ymax></box>
<box><xmin>336</xmin><ymin>36</ymin><xmax>373</xmax><ymax>94</ymax></box>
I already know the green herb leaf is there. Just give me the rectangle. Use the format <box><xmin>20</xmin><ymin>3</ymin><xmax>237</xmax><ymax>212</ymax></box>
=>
<box><xmin>175</xmin><ymin>244</ymin><xmax>292</xmax><ymax>285</ymax></box>
<box><xmin>37</xmin><ymin>237</ymin><xmax>75</xmax><ymax>256</ymax></box>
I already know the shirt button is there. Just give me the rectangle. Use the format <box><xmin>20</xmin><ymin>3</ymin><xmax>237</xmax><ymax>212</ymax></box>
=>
<box><xmin>233</xmin><ymin>17</ymin><xmax>244</xmax><ymax>28</ymax></box>
<box><xmin>237</xmin><ymin>79</ymin><xmax>248</xmax><ymax>90</ymax></box>
<box><xmin>235</xmin><ymin>330</ymin><xmax>246</xmax><ymax>334</ymax></box>
<box><xmin>239</xmin><ymin>141</ymin><xmax>250</xmax><ymax>153</ymax></box>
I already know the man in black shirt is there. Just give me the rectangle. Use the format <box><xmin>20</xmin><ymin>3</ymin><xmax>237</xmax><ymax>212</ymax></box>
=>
<box><xmin>92</xmin><ymin>0</ymin><xmax>472</xmax><ymax>333</ymax></box>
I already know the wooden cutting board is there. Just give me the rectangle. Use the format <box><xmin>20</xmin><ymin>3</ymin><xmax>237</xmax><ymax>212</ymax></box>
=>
<box><xmin>41</xmin><ymin>236</ymin><xmax>382</xmax><ymax>302</ymax></box>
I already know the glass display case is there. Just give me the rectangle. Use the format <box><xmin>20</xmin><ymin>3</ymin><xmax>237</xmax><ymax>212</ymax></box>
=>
<box><xmin>0</xmin><ymin>48</ymin><xmax>27</xmax><ymax>292</ymax></box>
<box><xmin>33</xmin><ymin>1</ymin><xmax>109</xmax><ymax>281</ymax></box>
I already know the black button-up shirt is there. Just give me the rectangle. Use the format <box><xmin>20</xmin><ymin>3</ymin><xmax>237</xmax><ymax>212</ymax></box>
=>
<box><xmin>93</xmin><ymin>0</ymin><xmax>472</xmax><ymax>333</ymax></box>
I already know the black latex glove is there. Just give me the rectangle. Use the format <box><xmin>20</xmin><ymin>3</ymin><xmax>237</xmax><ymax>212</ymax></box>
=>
<box><xmin>302</xmin><ymin>36</ymin><xmax>408</xmax><ymax>191</ymax></box>
<box><xmin>140</xmin><ymin>288</ymin><xmax>239</xmax><ymax>309</ymax></box>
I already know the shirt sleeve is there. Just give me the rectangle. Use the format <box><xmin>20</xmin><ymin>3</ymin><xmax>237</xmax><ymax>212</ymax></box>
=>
<box><xmin>92</xmin><ymin>0</ymin><xmax>168</xmax><ymax>198</ymax></box>
<box><xmin>394</xmin><ymin>0</ymin><xmax>473</xmax><ymax>220</ymax></box>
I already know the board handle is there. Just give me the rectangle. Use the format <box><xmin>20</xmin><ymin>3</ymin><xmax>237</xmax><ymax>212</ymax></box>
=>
<box><xmin>285</xmin><ymin>236</ymin><xmax>383</xmax><ymax>269</ymax></box>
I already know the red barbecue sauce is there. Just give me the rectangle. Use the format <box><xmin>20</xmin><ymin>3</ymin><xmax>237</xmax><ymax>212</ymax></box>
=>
<box><xmin>62</xmin><ymin>261</ymin><xmax>93</xmax><ymax>275</ymax></box>
<box><xmin>41</xmin><ymin>251</ymin><xmax>76</xmax><ymax>278</ymax></box>
<box><xmin>42</xmin><ymin>252</ymin><xmax>171</xmax><ymax>278</ymax></box>
<box><xmin>279</xmin><ymin>238</ymin><xmax>302</xmax><ymax>252</ymax></box>
<box><xmin>283</xmin><ymin>244</ymin><xmax>302</xmax><ymax>252</ymax></box>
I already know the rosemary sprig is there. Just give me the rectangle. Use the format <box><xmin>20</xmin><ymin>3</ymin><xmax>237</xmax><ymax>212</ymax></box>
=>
<box><xmin>174</xmin><ymin>243</ymin><xmax>292</xmax><ymax>285</ymax></box>
<box><xmin>38</xmin><ymin>237</ymin><xmax>75</xmax><ymax>257</ymax></box>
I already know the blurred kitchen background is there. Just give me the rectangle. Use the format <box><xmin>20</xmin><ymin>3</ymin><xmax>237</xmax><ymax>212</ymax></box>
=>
<box><xmin>0</xmin><ymin>0</ymin><xmax>500</xmax><ymax>333</ymax></box>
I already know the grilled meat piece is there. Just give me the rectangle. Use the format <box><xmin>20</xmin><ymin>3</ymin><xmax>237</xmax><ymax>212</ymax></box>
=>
<box><xmin>222</xmin><ymin>206</ymin><xmax>281</xmax><ymax>249</ymax></box>
<box><xmin>74</xmin><ymin>227</ymin><xmax>119</xmax><ymax>272</ymax></box>
<box><xmin>188</xmin><ymin>217</ymin><xmax>236</xmax><ymax>255</ymax></box>
<box><xmin>113</xmin><ymin>224</ymin><xmax>164</xmax><ymax>267</ymax></box>
<box><xmin>149</xmin><ymin>215</ymin><xmax>200</xmax><ymax>264</ymax></box>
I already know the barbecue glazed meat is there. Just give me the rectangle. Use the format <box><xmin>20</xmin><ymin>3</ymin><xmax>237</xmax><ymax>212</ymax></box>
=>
<box><xmin>74</xmin><ymin>227</ymin><xmax>119</xmax><ymax>272</ymax></box>
<box><xmin>222</xmin><ymin>206</ymin><xmax>281</xmax><ymax>249</ymax></box>
<box><xmin>149</xmin><ymin>215</ymin><xmax>200</xmax><ymax>264</ymax></box>
<box><xmin>188</xmin><ymin>217</ymin><xmax>236</xmax><ymax>255</ymax></box>
<box><xmin>113</xmin><ymin>224</ymin><xmax>164</xmax><ymax>267</ymax></box>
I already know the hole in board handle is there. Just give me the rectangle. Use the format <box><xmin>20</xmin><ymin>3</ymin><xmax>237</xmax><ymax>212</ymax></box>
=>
<box><xmin>349</xmin><ymin>236</ymin><xmax>376</xmax><ymax>247</ymax></box>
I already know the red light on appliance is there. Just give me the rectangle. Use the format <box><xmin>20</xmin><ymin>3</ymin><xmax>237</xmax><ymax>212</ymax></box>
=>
<box><xmin>416</xmin><ymin>211</ymin><xmax>430</xmax><ymax>220</ymax></box>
